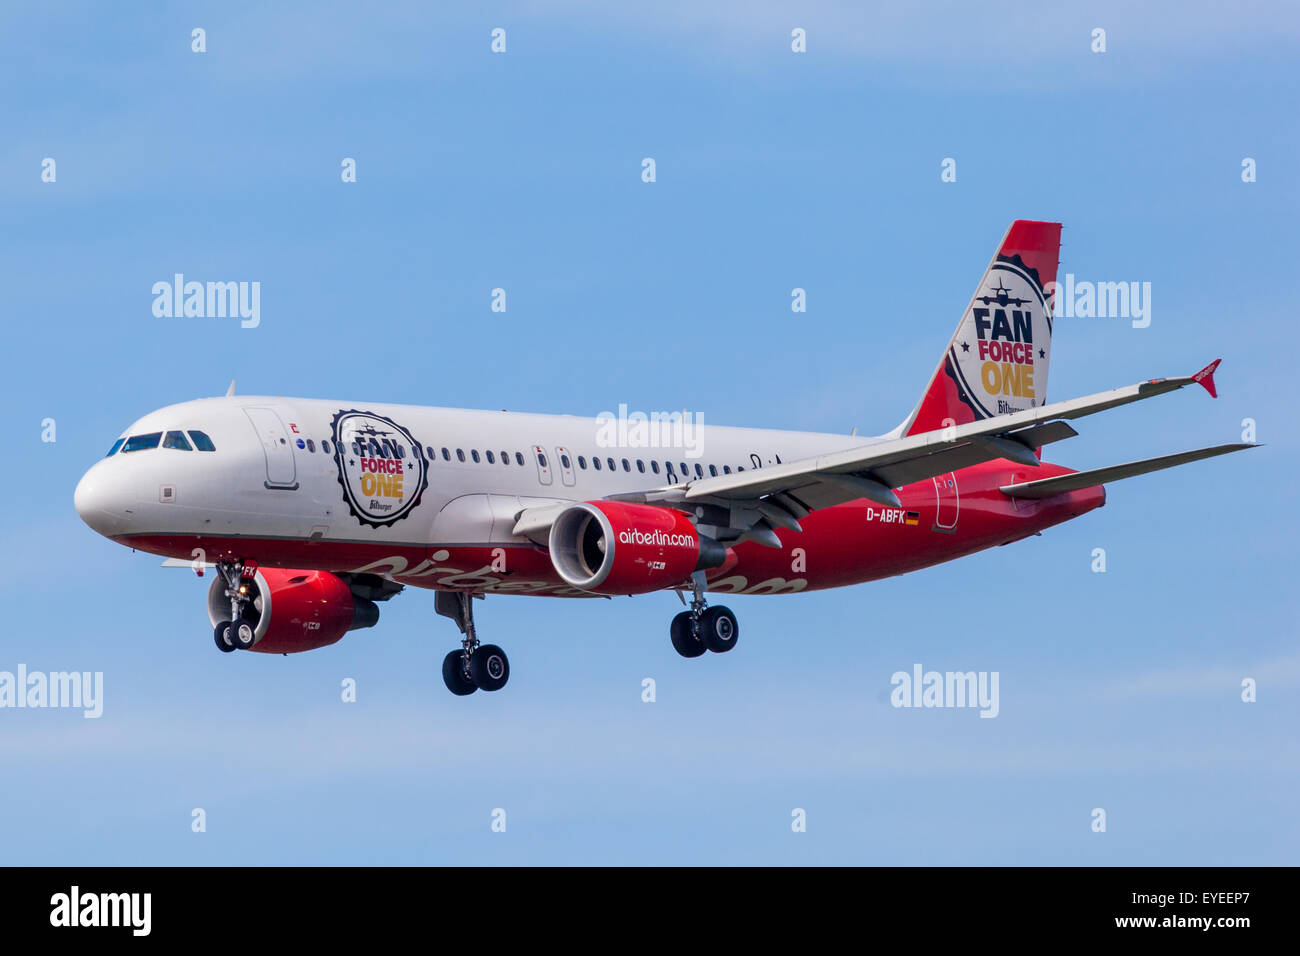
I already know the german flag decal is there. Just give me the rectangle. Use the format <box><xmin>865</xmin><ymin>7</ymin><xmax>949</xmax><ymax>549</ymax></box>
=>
<box><xmin>905</xmin><ymin>512</ymin><xmax>920</xmax><ymax>525</ymax></box>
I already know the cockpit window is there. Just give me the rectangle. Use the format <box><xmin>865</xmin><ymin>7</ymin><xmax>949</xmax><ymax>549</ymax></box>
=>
<box><xmin>106</xmin><ymin>438</ymin><xmax>125</xmax><ymax>457</ymax></box>
<box><xmin>187</xmin><ymin>430</ymin><xmax>216</xmax><ymax>452</ymax></box>
<box><xmin>163</xmin><ymin>430</ymin><xmax>192</xmax><ymax>451</ymax></box>
<box><xmin>122</xmin><ymin>432</ymin><xmax>162</xmax><ymax>453</ymax></box>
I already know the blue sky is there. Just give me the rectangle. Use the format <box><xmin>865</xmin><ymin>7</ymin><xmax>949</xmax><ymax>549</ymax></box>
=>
<box><xmin>1</xmin><ymin>1</ymin><xmax>1297</xmax><ymax>864</ymax></box>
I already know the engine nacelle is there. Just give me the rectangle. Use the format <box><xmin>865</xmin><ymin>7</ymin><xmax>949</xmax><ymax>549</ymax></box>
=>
<box><xmin>548</xmin><ymin>500</ymin><xmax>722</xmax><ymax>595</ymax></box>
<box><xmin>206</xmin><ymin>568</ymin><xmax>379</xmax><ymax>654</ymax></box>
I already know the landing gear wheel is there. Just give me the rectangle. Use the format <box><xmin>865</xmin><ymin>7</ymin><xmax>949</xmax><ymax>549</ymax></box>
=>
<box><xmin>670</xmin><ymin>611</ymin><xmax>706</xmax><ymax>658</ymax></box>
<box><xmin>470</xmin><ymin>644</ymin><xmax>510</xmax><ymax>691</ymax></box>
<box><xmin>213</xmin><ymin>621</ymin><xmax>236</xmax><ymax>653</ymax></box>
<box><xmin>230</xmin><ymin>619</ymin><xmax>256</xmax><ymax>650</ymax></box>
<box><xmin>698</xmin><ymin>606</ymin><xmax>739</xmax><ymax>653</ymax></box>
<box><xmin>442</xmin><ymin>650</ymin><xmax>478</xmax><ymax>696</ymax></box>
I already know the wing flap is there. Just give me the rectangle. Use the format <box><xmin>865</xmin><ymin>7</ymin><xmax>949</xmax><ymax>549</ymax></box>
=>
<box><xmin>998</xmin><ymin>443</ymin><xmax>1258</xmax><ymax>499</ymax></box>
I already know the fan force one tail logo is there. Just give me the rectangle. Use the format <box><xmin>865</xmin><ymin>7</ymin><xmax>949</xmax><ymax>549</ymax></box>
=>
<box><xmin>331</xmin><ymin>410</ymin><xmax>428</xmax><ymax>528</ymax></box>
<box><xmin>947</xmin><ymin>256</ymin><xmax>1053</xmax><ymax>419</ymax></box>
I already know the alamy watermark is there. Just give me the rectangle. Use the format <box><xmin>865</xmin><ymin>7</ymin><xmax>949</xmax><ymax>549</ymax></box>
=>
<box><xmin>890</xmin><ymin>663</ymin><xmax>999</xmax><ymax>718</ymax></box>
<box><xmin>0</xmin><ymin>665</ymin><xmax>103</xmax><ymax>718</ymax></box>
<box><xmin>595</xmin><ymin>404</ymin><xmax>704</xmax><ymax>458</ymax></box>
<box><xmin>1048</xmin><ymin>274</ymin><xmax>1151</xmax><ymax>328</ymax></box>
<box><xmin>152</xmin><ymin>274</ymin><xmax>260</xmax><ymax>328</ymax></box>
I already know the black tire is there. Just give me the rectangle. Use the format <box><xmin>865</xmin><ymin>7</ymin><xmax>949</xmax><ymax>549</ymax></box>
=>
<box><xmin>213</xmin><ymin>621</ymin><xmax>236</xmax><ymax>653</ymax></box>
<box><xmin>670</xmin><ymin>611</ymin><xmax>706</xmax><ymax>658</ymax></box>
<box><xmin>230</xmin><ymin>618</ymin><xmax>256</xmax><ymax>650</ymax></box>
<box><xmin>699</xmin><ymin>606</ymin><xmax>739</xmax><ymax>653</ymax></box>
<box><xmin>442</xmin><ymin>650</ymin><xmax>478</xmax><ymax>696</ymax></box>
<box><xmin>470</xmin><ymin>644</ymin><xmax>510</xmax><ymax>692</ymax></box>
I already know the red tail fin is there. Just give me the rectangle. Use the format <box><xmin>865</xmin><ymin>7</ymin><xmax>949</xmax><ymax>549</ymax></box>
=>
<box><xmin>901</xmin><ymin>220</ymin><xmax>1062</xmax><ymax>437</ymax></box>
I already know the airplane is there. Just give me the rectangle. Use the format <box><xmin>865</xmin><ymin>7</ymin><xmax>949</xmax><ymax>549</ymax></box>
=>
<box><xmin>73</xmin><ymin>220</ymin><xmax>1256</xmax><ymax>696</ymax></box>
<box><xmin>977</xmin><ymin>278</ymin><xmax>1031</xmax><ymax>308</ymax></box>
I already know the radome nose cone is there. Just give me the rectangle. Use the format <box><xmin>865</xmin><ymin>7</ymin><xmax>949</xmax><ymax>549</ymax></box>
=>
<box><xmin>74</xmin><ymin>468</ymin><xmax>123</xmax><ymax>536</ymax></box>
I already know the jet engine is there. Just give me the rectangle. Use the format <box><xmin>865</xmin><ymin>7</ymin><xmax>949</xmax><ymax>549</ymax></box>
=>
<box><xmin>548</xmin><ymin>500</ymin><xmax>724</xmax><ymax>595</ymax></box>
<box><xmin>206</xmin><ymin>568</ymin><xmax>380</xmax><ymax>654</ymax></box>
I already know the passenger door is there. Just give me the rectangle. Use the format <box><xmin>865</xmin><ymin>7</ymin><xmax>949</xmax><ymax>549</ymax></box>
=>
<box><xmin>244</xmin><ymin>406</ymin><xmax>298</xmax><ymax>489</ymax></box>
<box><xmin>932</xmin><ymin>471</ymin><xmax>959</xmax><ymax>531</ymax></box>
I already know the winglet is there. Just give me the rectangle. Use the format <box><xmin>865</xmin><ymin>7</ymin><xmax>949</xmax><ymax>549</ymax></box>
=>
<box><xmin>1192</xmin><ymin>359</ymin><xmax>1221</xmax><ymax>398</ymax></box>
<box><xmin>226</xmin><ymin>380</ymin><xmax>236</xmax><ymax>397</ymax></box>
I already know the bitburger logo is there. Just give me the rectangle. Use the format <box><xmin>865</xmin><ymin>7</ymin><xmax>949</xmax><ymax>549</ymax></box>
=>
<box><xmin>331</xmin><ymin>409</ymin><xmax>428</xmax><ymax>528</ymax></box>
<box><xmin>946</xmin><ymin>254</ymin><xmax>1053</xmax><ymax>420</ymax></box>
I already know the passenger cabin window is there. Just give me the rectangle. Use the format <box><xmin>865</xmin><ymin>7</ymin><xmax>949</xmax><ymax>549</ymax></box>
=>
<box><xmin>578</xmin><ymin>456</ymin><xmax>587</xmax><ymax>469</ymax></box>
<box><xmin>456</xmin><ymin>449</ymin><xmax>466</xmax><ymax>462</ymax></box>
<box><xmin>694</xmin><ymin>463</ymin><xmax>703</xmax><ymax>478</ymax></box>
<box><xmin>163</xmin><ymin>430</ymin><xmax>192</xmax><ymax>451</ymax></box>
<box><xmin>122</xmin><ymin>432</ymin><xmax>162</xmax><ymax>453</ymax></box>
<box><xmin>321</xmin><ymin>440</ymin><xmax>330</xmax><ymax>454</ymax></box>
<box><xmin>537</xmin><ymin>452</ymin><xmax>548</xmax><ymax>468</ymax></box>
<box><xmin>442</xmin><ymin>448</ymin><xmax>451</xmax><ymax>461</ymax></box>
<box><xmin>607</xmin><ymin>457</ymin><xmax>615</xmax><ymax>471</ymax></box>
<box><xmin>708</xmin><ymin>464</ymin><xmax>717</xmax><ymax>477</ymax></box>
<box><xmin>106</xmin><ymin>438</ymin><xmax>125</xmax><ymax>457</ymax></box>
<box><xmin>561</xmin><ymin>454</ymin><xmax>571</xmax><ymax>469</ymax></box>
<box><xmin>651</xmin><ymin>461</ymin><xmax>660</xmax><ymax>474</ymax></box>
<box><xmin>593</xmin><ymin>457</ymin><xmax>602</xmax><ymax>471</ymax></box>
<box><xmin>515</xmin><ymin>452</ymin><xmax>525</xmax><ymax>466</ymax></box>
<box><xmin>471</xmin><ymin>450</ymin><xmax>480</xmax><ymax>463</ymax></box>
<box><xmin>636</xmin><ymin>460</ymin><xmax>645</xmax><ymax>473</ymax></box>
<box><xmin>487</xmin><ymin>450</ymin><xmax>496</xmax><ymax>464</ymax></box>
<box><xmin>501</xmin><ymin>450</ymin><xmax>509</xmax><ymax>465</ymax></box>
<box><xmin>187</xmin><ymin>430</ymin><xmax>216</xmax><ymax>452</ymax></box>
<box><xmin>723</xmin><ymin>465</ymin><xmax>731</xmax><ymax>474</ymax></box>
<box><xmin>621</xmin><ymin>458</ymin><xmax>630</xmax><ymax>472</ymax></box>
<box><xmin>307</xmin><ymin>439</ymin><xmax>315</xmax><ymax>453</ymax></box>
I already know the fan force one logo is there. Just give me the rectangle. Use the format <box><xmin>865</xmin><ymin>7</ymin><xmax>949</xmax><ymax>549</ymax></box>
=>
<box><xmin>331</xmin><ymin>410</ymin><xmax>428</xmax><ymax>528</ymax></box>
<box><xmin>948</xmin><ymin>257</ymin><xmax>1053</xmax><ymax>418</ymax></box>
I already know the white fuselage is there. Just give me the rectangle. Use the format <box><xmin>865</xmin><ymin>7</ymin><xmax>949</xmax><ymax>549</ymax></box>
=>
<box><xmin>75</xmin><ymin>396</ymin><xmax>874</xmax><ymax>557</ymax></box>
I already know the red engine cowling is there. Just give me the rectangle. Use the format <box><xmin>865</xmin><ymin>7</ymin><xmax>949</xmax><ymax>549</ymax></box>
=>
<box><xmin>206</xmin><ymin>568</ymin><xmax>379</xmax><ymax>654</ymax></box>
<box><xmin>548</xmin><ymin>501</ymin><xmax>718</xmax><ymax>595</ymax></box>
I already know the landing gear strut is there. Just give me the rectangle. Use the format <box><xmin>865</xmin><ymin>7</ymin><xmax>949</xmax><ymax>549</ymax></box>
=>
<box><xmin>671</xmin><ymin>571</ymin><xmax>739</xmax><ymax>658</ymax></box>
<box><xmin>213</xmin><ymin>560</ymin><xmax>257</xmax><ymax>652</ymax></box>
<box><xmin>436</xmin><ymin>591</ymin><xmax>509</xmax><ymax>695</ymax></box>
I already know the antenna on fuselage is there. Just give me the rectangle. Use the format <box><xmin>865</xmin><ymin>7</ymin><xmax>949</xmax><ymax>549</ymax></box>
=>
<box><xmin>225</xmin><ymin>380</ymin><xmax>236</xmax><ymax>397</ymax></box>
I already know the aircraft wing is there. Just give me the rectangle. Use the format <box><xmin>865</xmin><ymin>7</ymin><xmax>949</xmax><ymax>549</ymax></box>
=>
<box><xmin>635</xmin><ymin>360</ymin><xmax>1222</xmax><ymax>507</ymax></box>
<box><xmin>515</xmin><ymin>360</ymin><xmax>1224</xmax><ymax>545</ymax></box>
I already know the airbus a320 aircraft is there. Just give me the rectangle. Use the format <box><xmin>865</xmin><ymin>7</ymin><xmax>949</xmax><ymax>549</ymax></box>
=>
<box><xmin>74</xmin><ymin>221</ymin><xmax>1255</xmax><ymax>695</ymax></box>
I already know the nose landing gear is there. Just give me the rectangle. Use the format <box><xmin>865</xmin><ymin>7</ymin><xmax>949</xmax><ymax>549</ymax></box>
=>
<box><xmin>671</xmin><ymin>571</ymin><xmax>739</xmax><ymax>658</ymax></box>
<box><xmin>436</xmin><ymin>591</ymin><xmax>510</xmax><ymax>695</ymax></box>
<box><xmin>212</xmin><ymin>561</ymin><xmax>258</xmax><ymax>653</ymax></box>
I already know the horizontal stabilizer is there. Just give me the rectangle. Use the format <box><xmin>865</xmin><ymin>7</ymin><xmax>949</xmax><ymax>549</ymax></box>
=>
<box><xmin>999</xmin><ymin>443</ymin><xmax>1259</xmax><ymax>499</ymax></box>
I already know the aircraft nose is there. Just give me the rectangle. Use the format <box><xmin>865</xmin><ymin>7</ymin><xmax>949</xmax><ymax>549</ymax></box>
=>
<box><xmin>74</xmin><ymin>464</ymin><xmax>128</xmax><ymax>537</ymax></box>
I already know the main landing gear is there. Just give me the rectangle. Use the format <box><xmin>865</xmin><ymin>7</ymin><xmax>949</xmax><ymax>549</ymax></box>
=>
<box><xmin>670</xmin><ymin>571</ymin><xmax>739</xmax><ymax>658</ymax></box>
<box><xmin>213</xmin><ymin>561</ymin><xmax>258</xmax><ymax>653</ymax></box>
<box><xmin>436</xmin><ymin>591</ymin><xmax>509</xmax><ymax>695</ymax></box>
